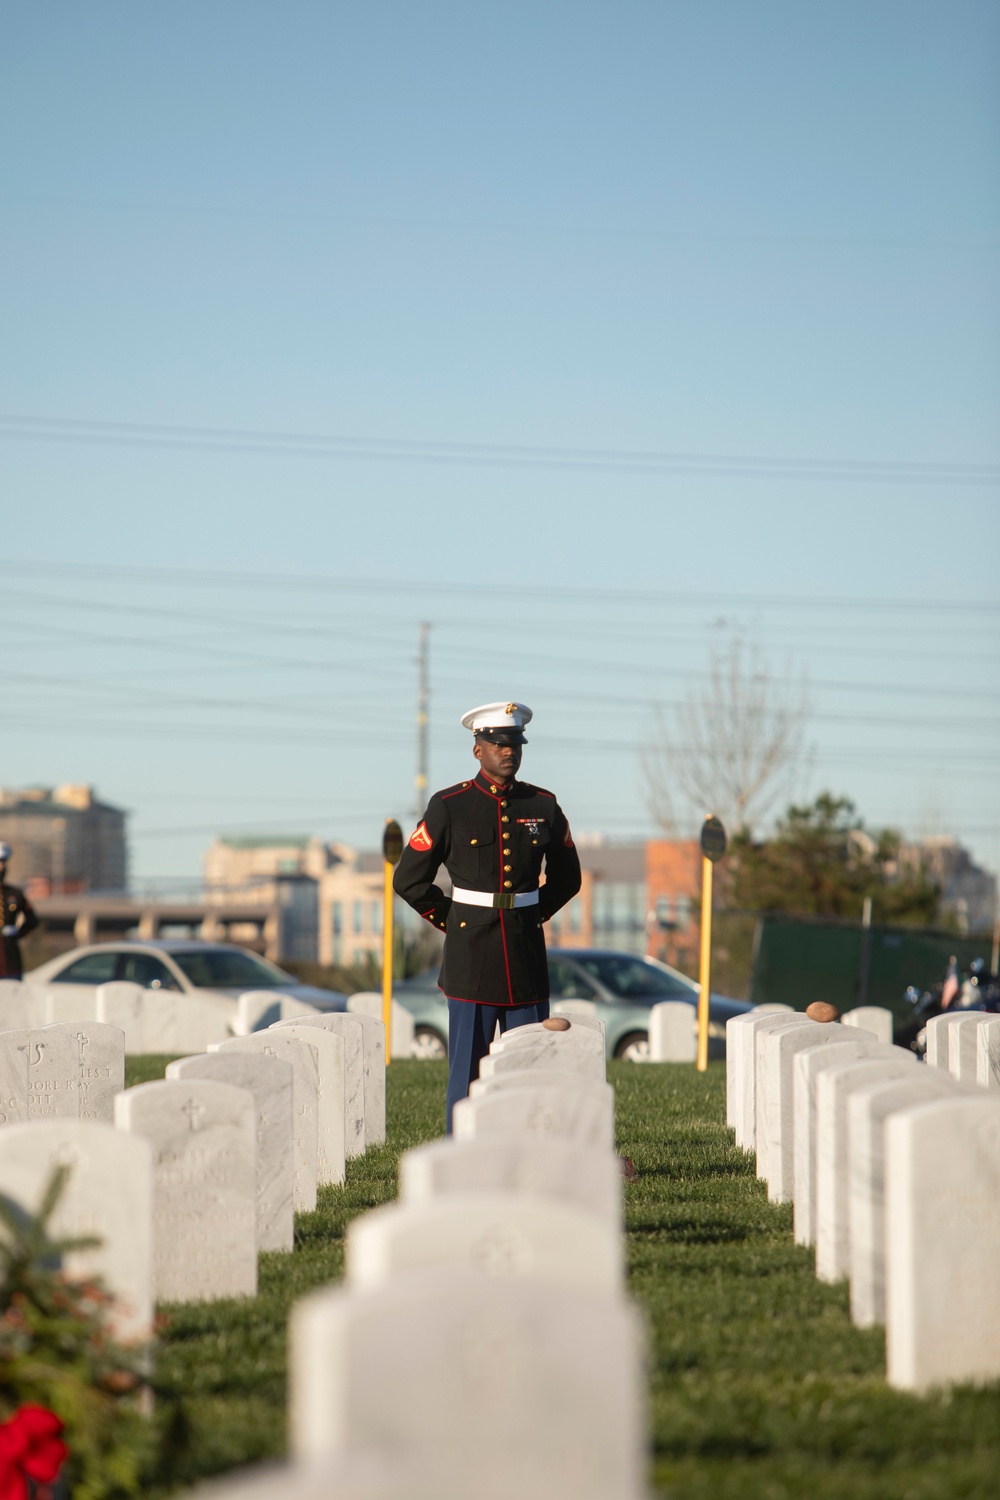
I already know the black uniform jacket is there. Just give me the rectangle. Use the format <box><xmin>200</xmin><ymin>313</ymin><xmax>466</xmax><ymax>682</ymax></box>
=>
<box><xmin>394</xmin><ymin>770</ymin><xmax>582</xmax><ymax>1007</ymax></box>
<box><xmin>0</xmin><ymin>882</ymin><xmax>39</xmax><ymax>980</ymax></box>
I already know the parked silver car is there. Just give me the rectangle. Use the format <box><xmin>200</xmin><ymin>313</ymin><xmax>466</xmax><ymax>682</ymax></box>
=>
<box><xmin>29</xmin><ymin>939</ymin><xmax>346</xmax><ymax>1012</ymax></box>
<box><xmin>396</xmin><ymin>948</ymin><xmax>750</xmax><ymax>1061</ymax></box>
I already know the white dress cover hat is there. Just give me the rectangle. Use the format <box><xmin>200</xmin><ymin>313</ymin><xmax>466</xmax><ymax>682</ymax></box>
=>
<box><xmin>460</xmin><ymin>701</ymin><xmax>533</xmax><ymax>742</ymax></box>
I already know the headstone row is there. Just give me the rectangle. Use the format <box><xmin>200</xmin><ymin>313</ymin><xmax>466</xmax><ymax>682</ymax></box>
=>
<box><xmin>726</xmin><ymin>1006</ymin><xmax>1000</xmax><ymax>1394</ymax></box>
<box><xmin>178</xmin><ymin>1011</ymin><xmax>648</xmax><ymax>1499</ymax></box>
<box><xmin>0</xmin><ymin>1003</ymin><xmax>388</xmax><ymax>1338</ymax></box>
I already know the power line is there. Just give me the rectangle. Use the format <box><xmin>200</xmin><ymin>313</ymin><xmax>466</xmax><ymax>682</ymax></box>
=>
<box><xmin>8</xmin><ymin>557</ymin><xmax>1000</xmax><ymax>614</ymax></box>
<box><xmin>1</xmin><ymin>415</ymin><xmax>996</xmax><ymax>486</ymax></box>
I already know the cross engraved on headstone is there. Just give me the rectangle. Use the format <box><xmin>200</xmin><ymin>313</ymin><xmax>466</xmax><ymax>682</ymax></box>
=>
<box><xmin>74</xmin><ymin>1032</ymin><xmax>90</xmax><ymax>1066</ymax></box>
<box><xmin>183</xmin><ymin>1097</ymin><xmax>206</xmax><ymax>1132</ymax></box>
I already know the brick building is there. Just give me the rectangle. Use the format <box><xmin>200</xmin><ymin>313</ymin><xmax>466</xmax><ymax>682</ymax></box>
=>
<box><xmin>546</xmin><ymin>836</ymin><xmax>701</xmax><ymax>969</ymax></box>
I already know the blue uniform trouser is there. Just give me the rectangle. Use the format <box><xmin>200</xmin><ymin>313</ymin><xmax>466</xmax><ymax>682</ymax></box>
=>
<box><xmin>446</xmin><ymin>997</ymin><xmax>550</xmax><ymax>1134</ymax></box>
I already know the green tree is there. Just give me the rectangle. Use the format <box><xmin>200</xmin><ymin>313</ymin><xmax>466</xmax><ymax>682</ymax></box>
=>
<box><xmin>727</xmin><ymin>792</ymin><xmax>940</xmax><ymax>925</ymax></box>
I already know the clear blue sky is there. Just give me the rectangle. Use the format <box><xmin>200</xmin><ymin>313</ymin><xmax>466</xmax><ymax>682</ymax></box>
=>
<box><xmin>2</xmin><ymin>3</ymin><xmax>998</xmax><ymax>887</ymax></box>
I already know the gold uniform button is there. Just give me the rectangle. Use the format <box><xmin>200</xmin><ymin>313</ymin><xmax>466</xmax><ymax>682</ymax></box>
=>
<box><xmin>500</xmin><ymin>799</ymin><xmax>508</xmax><ymax>807</ymax></box>
<box><xmin>532</xmin><ymin>838</ymin><xmax>538</xmax><ymax>845</ymax></box>
<box><xmin>503</xmin><ymin>880</ymin><xmax>512</xmax><ymax>889</ymax></box>
<box><xmin>504</xmin><ymin>864</ymin><xmax>511</xmax><ymax>872</ymax></box>
<box><xmin>470</xmin><ymin>838</ymin><xmax>478</xmax><ymax>845</ymax></box>
<box><xmin>460</xmin><ymin>921</ymin><xmax>467</xmax><ymax>928</ymax></box>
<box><xmin>490</xmin><ymin>784</ymin><xmax>498</xmax><ymax>793</ymax></box>
<box><xmin>502</xmin><ymin>815</ymin><xmax>510</xmax><ymax>823</ymax></box>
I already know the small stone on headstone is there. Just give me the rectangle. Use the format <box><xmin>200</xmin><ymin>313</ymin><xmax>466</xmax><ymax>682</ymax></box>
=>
<box><xmin>805</xmin><ymin>1002</ymin><xmax>839</xmax><ymax>1024</ymax></box>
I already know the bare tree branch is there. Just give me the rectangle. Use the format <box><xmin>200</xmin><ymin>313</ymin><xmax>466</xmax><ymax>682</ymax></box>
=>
<box><xmin>642</xmin><ymin>637</ymin><xmax>811</xmax><ymax>836</ymax></box>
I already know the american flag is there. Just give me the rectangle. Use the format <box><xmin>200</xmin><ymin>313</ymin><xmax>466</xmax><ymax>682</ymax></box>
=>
<box><xmin>940</xmin><ymin>957</ymin><xmax>960</xmax><ymax>1010</ymax></box>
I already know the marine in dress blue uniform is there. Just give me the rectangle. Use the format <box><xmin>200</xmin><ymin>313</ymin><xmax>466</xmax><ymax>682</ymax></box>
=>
<box><xmin>393</xmin><ymin>702</ymin><xmax>582</xmax><ymax>1131</ymax></box>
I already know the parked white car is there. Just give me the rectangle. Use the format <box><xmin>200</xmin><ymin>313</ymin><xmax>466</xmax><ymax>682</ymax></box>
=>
<box><xmin>30</xmin><ymin>938</ymin><xmax>347</xmax><ymax>1016</ymax></box>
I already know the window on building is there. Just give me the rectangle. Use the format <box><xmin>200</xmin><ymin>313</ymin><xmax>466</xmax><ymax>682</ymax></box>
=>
<box><xmin>568</xmin><ymin>898</ymin><xmax>582</xmax><ymax>934</ymax></box>
<box><xmin>370</xmin><ymin>901</ymin><xmax>382</xmax><ymax>934</ymax></box>
<box><xmin>353</xmin><ymin>901</ymin><xmax>363</xmax><ymax>934</ymax></box>
<box><xmin>332</xmin><ymin>902</ymin><xmax>343</xmax><ymax>936</ymax></box>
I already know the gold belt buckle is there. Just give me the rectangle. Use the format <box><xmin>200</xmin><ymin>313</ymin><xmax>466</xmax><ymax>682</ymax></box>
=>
<box><xmin>494</xmin><ymin>892</ymin><xmax>516</xmax><ymax>910</ymax></box>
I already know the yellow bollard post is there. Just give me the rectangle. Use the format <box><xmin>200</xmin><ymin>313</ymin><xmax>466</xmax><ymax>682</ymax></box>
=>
<box><xmin>381</xmin><ymin>820</ymin><xmax>404</xmax><ymax>1065</ymax></box>
<box><xmin>696</xmin><ymin>815</ymin><xmax>727</xmax><ymax>1073</ymax></box>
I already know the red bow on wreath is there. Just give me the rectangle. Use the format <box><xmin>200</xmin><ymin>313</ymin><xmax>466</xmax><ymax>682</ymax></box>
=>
<box><xmin>0</xmin><ymin>1407</ymin><xmax>68</xmax><ymax>1500</ymax></box>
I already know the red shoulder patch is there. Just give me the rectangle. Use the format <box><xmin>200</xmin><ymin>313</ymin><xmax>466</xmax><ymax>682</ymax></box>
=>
<box><xmin>408</xmin><ymin>821</ymin><xmax>433</xmax><ymax>852</ymax></box>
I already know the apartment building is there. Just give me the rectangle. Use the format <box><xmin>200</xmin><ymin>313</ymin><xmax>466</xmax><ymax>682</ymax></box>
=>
<box><xmin>203</xmin><ymin>835</ymin><xmax>390</xmax><ymax>966</ymax></box>
<box><xmin>0</xmin><ymin>785</ymin><xmax>127</xmax><ymax>894</ymax></box>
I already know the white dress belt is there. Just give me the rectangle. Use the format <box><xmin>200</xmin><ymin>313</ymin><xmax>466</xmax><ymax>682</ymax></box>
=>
<box><xmin>452</xmin><ymin>886</ymin><xmax>539</xmax><ymax>910</ymax></box>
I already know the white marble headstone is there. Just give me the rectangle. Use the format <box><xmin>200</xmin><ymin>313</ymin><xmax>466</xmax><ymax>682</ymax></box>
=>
<box><xmin>648</xmin><ymin>1001</ymin><xmax>697</xmax><ymax>1062</ymax></box>
<box><xmin>756</xmin><ymin>1019</ymin><xmax>858</xmax><ymax>1199</ymax></box>
<box><xmin>43</xmin><ymin>1021</ymin><xmax>125</xmax><ymax>1122</ymax></box>
<box><xmin>0</xmin><ymin>1118</ymin><xmax>153</xmax><ymax>1343</ymax></box>
<box><xmin>977</xmin><ymin>1016</ymin><xmax>1000</xmax><ymax>1091</ymax></box>
<box><xmin>289</xmin><ymin>1268</ymin><xmax>646</xmax><ymax>1500</ymax></box>
<box><xmin>453</xmin><ymin>1082</ymin><xmax>614</xmax><ymax>1152</ymax></box>
<box><xmin>115</xmin><ymin>1079</ymin><xmax>257</xmax><ymax>1304</ymax></box>
<box><xmin>792</xmin><ymin>1039</ymin><xmax>876</xmax><ymax>1246</ymax></box>
<box><xmin>924</xmin><ymin>1011</ymin><xmax>970</xmax><ymax>1070</ymax></box>
<box><xmin>214</xmin><ymin>1034</ymin><xmax>319</xmax><ymax>1211</ymax></box>
<box><xmin>885</xmin><ymin>1094</ymin><xmax>1000</xmax><ymax>1392</ymax></box>
<box><xmin>346</xmin><ymin>1193</ymin><xmax>622</xmax><ymax>1295</ymax></box>
<box><xmin>841</xmin><ymin>1006</ymin><xmax>894</xmax><ymax>1045</ymax></box>
<box><xmin>278</xmin><ymin>1023</ymin><xmax>346</xmax><ymax>1186</ymax></box>
<box><xmin>550</xmin><ymin>1000</ymin><xmax>605</xmax><ymax>1038</ymax></box>
<box><xmin>273</xmin><ymin>1013</ymin><xmax>366</xmax><ymax>1158</ymax></box>
<box><xmin>167</xmin><ymin>1052</ymin><xmax>294</xmax><ymax>1252</ymax></box>
<box><xmin>726</xmin><ymin>1011</ymin><xmax>811</xmax><ymax>1150</ymax></box>
<box><xmin>97</xmin><ymin>982</ymin><xmax>232</xmax><ymax>1054</ymax></box>
<box><xmin>468</xmin><ymin>1072</ymin><xmax>615</xmax><ymax>1109</ymax></box>
<box><xmin>347</xmin><ymin>992</ymin><xmax>414</xmax><ymax>1061</ymax></box>
<box><xmin>0</xmin><ymin>1028</ymin><xmax>82</xmax><ymax>1122</ymax></box>
<box><xmin>495</xmin><ymin>1021</ymin><xmax>606</xmax><ymax>1062</ymax></box>
<box><xmin>947</xmin><ymin>1013</ymin><xmax>991</xmax><ymax>1085</ymax></box>
<box><xmin>479</xmin><ymin>1038</ymin><xmax>606</xmax><ymax>1086</ymax></box>
<box><xmin>399</xmin><ymin>1135</ymin><xmax>622</xmax><ymax>1225</ymax></box>
<box><xmin>44</xmin><ymin>983</ymin><xmax>100</xmax><ymax>1024</ymax></box>
<box><xmin>344</xmin><ymin>1011</ymin><xmax>386</xmax><ymax>1146</ymax></box>
<box><xmin>235</xmin><ymin>991</ymin><xmax>323</xmax><ymax>1035</ymax></box>
<box><xmin>846</xmin><ymin>1070</ymin><xmax>959</xmax><ymax>1328</ymax></box>
<box><xmin>0</xmin><ymin>980</ymin><xmax>48</xmax><ymax>1029</ymax></box>
<box><xmin>814</xmin><ymin>1051</ymin><xmax>917</xmax><ymax>1282</ymax></box>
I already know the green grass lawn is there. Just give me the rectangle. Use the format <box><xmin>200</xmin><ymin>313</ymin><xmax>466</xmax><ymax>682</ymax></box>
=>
<box><xmin>128</xmin><ymin>1057</ymin><xmax>1000</xmax><ymax>1499</ymax></box>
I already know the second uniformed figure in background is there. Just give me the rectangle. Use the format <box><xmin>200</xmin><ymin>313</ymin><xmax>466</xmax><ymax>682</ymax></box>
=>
<box><xmin>0</xmin><ymin>842</ymin><xmax>39</xmax><ymax>981</ymax></box>
<box><xmin>394</xmin><ymin>701</ymin><xmax>581</xmax><ymax>1131</ymax></box>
